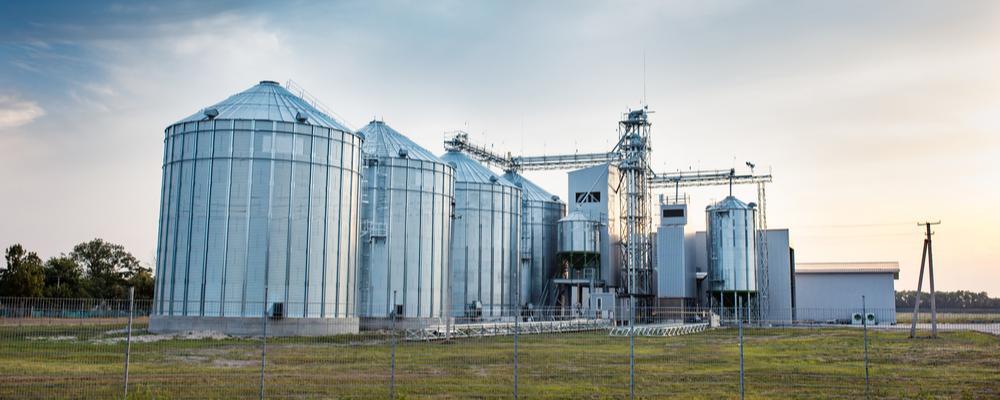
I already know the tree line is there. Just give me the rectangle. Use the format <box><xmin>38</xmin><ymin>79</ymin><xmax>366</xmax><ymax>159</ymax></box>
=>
<box><xmin>0</xmin><ymin>239</ymin><xmax>154</xmax><ymax>299</ymax></box>
<box><xmin>896</xmin><ymin>290</ymin><xmax>1000</xmax><ymax>310</ymax></box>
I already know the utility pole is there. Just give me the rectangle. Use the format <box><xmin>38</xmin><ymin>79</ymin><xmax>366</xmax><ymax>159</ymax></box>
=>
<box><xmin>909</xmin><ymin>221</ymin><xmax>940</xmax><ymax>338</ymax></box>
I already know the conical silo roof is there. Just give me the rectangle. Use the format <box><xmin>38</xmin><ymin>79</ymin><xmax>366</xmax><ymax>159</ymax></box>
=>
<box><xmin>708</xmin><ymin>195</ymin><xmax>753</xmax><ymax>211</ymax></box>
<box><xmin>440</xmin><ymin>150</ymin><xmax>517</xmax><ymax>186</ymax></box>
<box><xmin>357</xmin><ymin>120</ymin><xmax>442</xmax><ymax>162</ymax></box>
<box><xmin>502</xmin><ymin>171</ymin><xmax>562</xmax><ymax>204</ymax></box>
<box><xmin>560</xmin><ymin>210</ymin><xmax>593</xmax><ymax>222</ymax></box>
<box><xmin>174</xmin><ymin>80</ymin><xmax>350</xmax><ymax>131</ymax></box>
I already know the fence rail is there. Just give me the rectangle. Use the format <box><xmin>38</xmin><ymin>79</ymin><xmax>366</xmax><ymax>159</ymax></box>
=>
<box><xmin>0</xmin><ymin>297</ymin><xmax>997</xmax><ymax>399</ymax></box>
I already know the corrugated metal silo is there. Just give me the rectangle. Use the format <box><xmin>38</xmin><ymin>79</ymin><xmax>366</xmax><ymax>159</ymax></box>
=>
<box><xmin>440</xmin><ymin>151</ymin><xmax>521</xmax><ymax>318</ymax></box>
<box><xmin>706</xmin><ymin>196</ymin><xmax>757</xmax><ymax>293</ymax></box>
<box><xmin>357</xmin><ymin>120</ymin><xmax>454</xmax><ymax>327</ymax></box>
<box><xmin>502</xmin><ymin>172</ymin><xmax>564</xmax><ymax>308</ymax></box>
<box><xmin>151</xmin><ymin>81</ymin><xmax>362</xmax><ymax>335</ymax></box>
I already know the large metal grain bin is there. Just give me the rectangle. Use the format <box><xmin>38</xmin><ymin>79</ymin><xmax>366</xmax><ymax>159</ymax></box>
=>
<box><xmin>502</xmin><ymin>172</ymin><xmax>564</xmax><ymax>308</ymax></box>
<box><xmin>440</xmin><ymin>151</ymin><xmax>521</xmax><ymax>318</ymax></box>
<box><xmin>151</xmin><ymin>81</ymin><xmax>362</xmax><ymax>336</ymax></box>
<box><xmin>357</xmin><ymin>120</ymin><xmax>454</xmax><ymax>328</ymax></box>
<box><xmin>706</xmin><ymin>196</ymin><xmax>757</xmax><ymax>294</ymax></box>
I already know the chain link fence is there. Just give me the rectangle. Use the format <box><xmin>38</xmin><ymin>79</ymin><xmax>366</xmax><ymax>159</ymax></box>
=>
<box><xmin>1</xmin><ymin>296</ymin><xmax>997</xmax><ymax>399</ymax></box>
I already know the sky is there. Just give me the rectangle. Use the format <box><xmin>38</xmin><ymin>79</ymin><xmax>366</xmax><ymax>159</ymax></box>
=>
<box><xmin>0</xmin><ymin>0</ymin><xmax>997</xmax><ymax>295</ymax></box>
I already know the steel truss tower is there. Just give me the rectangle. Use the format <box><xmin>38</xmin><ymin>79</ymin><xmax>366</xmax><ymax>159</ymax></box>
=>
<box><xmin>617</xmin><ymin>108</ymin><xmax>654</xmax><ymax>303</ymax></box>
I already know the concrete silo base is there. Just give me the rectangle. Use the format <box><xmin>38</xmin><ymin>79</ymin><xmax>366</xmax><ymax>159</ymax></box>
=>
<box><xmin>359</xmin><ymin>316</ymin><xmax>447</xmax><ymax>331</ymax></box>
<box><xmin>149</xmin><ymin>315</ymin><xmax>360</xmax><ymax>337</ymax></box>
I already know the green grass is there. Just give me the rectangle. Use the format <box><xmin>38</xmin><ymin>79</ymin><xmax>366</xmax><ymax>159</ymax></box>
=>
<box><xmin>0</xmin><ymin>322</ymin><xmax>996</xmax><ymax>399</ymax></box>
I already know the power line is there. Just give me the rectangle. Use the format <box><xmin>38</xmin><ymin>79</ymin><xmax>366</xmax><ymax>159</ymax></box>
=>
<box><xmin>790</xmin><ymin>222</ymin><xmax>917</xmax><ymax>229</ymax></box>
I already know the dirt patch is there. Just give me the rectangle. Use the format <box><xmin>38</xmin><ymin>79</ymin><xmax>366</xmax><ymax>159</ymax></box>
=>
<box><xmin>94</xmin><ymin>330</ymin><xmax>231</xmax><ymax>344</ymax></box>
<box><xmin>26</xmin><ymin>335</ymin><xmax>77</xmax><ymax>341</ymax></box>
<box><xmin>213</xmin><ymin>358</ymin><xmax>257</xmax><ymax>368</ymax></box>
<box><xmin>0</xmin><ymin>317</ymin><xmax>149</xmax><ymax>326</ymax></box>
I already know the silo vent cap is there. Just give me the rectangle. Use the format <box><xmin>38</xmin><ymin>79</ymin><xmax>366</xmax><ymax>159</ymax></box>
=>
<box><xmin>398</xmin><ymin>149</ymin><xmax>409</xmax><ymax>159</ymax></box>
<box><xmin>259</xmin><ymin>80</ymin><xmax>280</xmax><ymax>85</ymax></box>
<box><xmin>295</xmin><ymin>111</ymin><xmax>309</xmax><ymax>123</ymax></box>
<box><xmin>489</xmin><ymin>176</ymin><xmax>499</xmax><ymax>183</ymax></box>
<box><xmin>203</xmin><ymin>108</ymin><xmax>219</xmax><ymax>119</ymax></box>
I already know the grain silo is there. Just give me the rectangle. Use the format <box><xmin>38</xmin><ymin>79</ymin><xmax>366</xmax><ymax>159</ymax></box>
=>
<box><xmin>151</xmin><ymin>81</ymin><xmax>362</xmax><ymax>336</ymax></box>
<box><xmin>502</xmin><ymin>172</ymin><xmax>564</xmax><ymax>308</ymax></box>
<box><xmin>440</xmin><ymin>151</ymin><xmax>521</xmax><ymax>319</ymax></box>
<box><xmin>706</xmin><ymin>195</ymin><xmax>757</xmax><ymax>318</ymax></box>
<box><xmin>356</xmin><ymin>120</ymin><xmax>454</xmax><ymax>328</ymax></box>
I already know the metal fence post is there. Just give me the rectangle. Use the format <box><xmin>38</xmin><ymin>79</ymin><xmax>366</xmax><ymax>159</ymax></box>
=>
<box><xmin>260</xmin><ymin>288</ymin><xmax>268</xmax><ymax>400</ymax></box>
<box><xmin>514</xmin><ymin>304</ymin><xmax>519</xmax><ymax>400</ymax></box>
<box><xmin>738</xmin><ymin>298</ymin><xmax>745</xmax><ymax>400</ymax></box>
<box><xmin>862</xmin><ymin>295</ymin><xmax>870</xmax><ymax>398</ymax></box>
<box><xmin>122</xmin><ymin>287</ymin><xmax>134</xmax><ymax>400</ymax></box>
<box><xmin>390</xmin><ymin>290</ymin><xmax>397</xmax><ymax>400</ymax></box>
<box><xmin>629</xmin><ymin>296</ymin><xmax>636</xmax><ymax>400</ymax></box>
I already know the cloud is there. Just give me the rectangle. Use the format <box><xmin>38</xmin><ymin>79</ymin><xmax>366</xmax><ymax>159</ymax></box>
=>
<box><xmin>0</xmin><ymin>95</ymin><xmax>44</xmax><ymax>129</ymax></box>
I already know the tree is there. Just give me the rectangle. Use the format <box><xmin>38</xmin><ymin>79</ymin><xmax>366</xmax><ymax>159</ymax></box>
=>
<box><xmin>896</xmin><ymin>290</ymin><xmax>1000</xmax><ymax>309</ymax></box>
<box><xmin>0</xmin><ymin>244</ymin><xmax>45</xmax><ymax>297</ymax></box>
<box><xmin>43</xmin><ymin>256</ymin><xmax>84</xmax><ymax>298</ymax></box>
<box><xmin>128</xmin><ymin>264</ymin><xmax>155</xmax><ymax>299</ymax></box>
<box><xmin>70</xmin><ymin>238</ymin><xmax>141</xmax><ymax>299</ymax></box>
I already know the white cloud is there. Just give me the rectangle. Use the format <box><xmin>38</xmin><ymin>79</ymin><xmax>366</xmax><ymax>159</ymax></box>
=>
<box><xmin>0</xmin><ymin>95</ymin><xmax>45</xmax><ymax>129</ymax></box>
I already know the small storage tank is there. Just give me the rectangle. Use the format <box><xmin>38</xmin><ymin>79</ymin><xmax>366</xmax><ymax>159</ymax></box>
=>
<box><xmin>503</xmin><ymin>172</ymin><xmax>565</xmax><ymax>308</ymax></box>
<box><xmin>557</xmin><ymin>211</ymin><xmax>601</xmax><ymax>255</ymax></box>
<box><xmin>357</xmin><ymin>120</ymin><xmax>454</xmax><ymax>327</ymax></box>
<box><xmin>151</xmin><ymin>81</ymin><xmax>362</xmax><ymax>336</ymax></box>
<box><xmin>706</xmin><ymin>196</ymin><xmax>757</xmax><ymax>292</ymax></box>
<box><xmin>441</xmin><ymin>151</ymin><xmax>521</xmax><ymax>318</ymax></box>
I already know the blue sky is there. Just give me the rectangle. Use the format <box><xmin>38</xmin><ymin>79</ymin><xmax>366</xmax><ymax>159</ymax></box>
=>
<box><xmin>1</xmin><ymin>0</ymin><xmax>998</xmax><ymax>294</ymax></box>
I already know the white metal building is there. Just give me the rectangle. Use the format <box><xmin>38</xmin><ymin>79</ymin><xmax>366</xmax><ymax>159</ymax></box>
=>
<box><xmin>794</xmin><ymin>262</ymin><xmax>899</xmax><ymax>324</ymax></box>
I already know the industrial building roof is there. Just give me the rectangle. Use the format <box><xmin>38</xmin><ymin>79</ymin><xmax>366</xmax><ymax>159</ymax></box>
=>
<box><xmin>174</xmin><ymin>81</ymin><xmax>350</xmax><ymax>131</ymax></box>
<box><xmin>502</xmin><ymin>171</ymin><xmax>562</xmax><ymax>204</ymax></box>
<box><xmin>440</xmin><ymin>150</ymin><xmax>518</xmax><ymax>186</ymax></box>
<box><xmin>358</xmin><ymin>120</ymin><xmax>442</xmax><ymax>163</ymax></box>
<box><xmin>796</xmin><ymin>262</ymin><xmax>900</xmax><ymax>278</ymax></box>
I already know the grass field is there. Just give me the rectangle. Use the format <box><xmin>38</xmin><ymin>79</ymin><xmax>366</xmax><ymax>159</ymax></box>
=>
<box><xmin>0</xmin><ymin>321</ymin><xmax>996</xmax><ymax>399</ymax></box>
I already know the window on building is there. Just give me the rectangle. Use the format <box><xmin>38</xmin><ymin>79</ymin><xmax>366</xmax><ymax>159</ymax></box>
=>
<box><xmin>662</xmin><ymin>209</ymin><xmax>685</xmax><ymax>218</ymax></box>
<box><xmin>575</xmin><ymin>191</ymin><xmax>601</xmax><ymax>203</ymax></box>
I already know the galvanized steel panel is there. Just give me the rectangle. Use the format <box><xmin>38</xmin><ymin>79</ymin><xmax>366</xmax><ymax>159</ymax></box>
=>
<box><xmin>706</xmin><ymin>196</ymin><xmax>757</xmax><ymax>292</ymax></box>
<box><xmin>503</xmin><ymin>172</ymin><xmax>565</xmax><ymax>308</ymax></box>
<box><xmin>441</xmin><ymin>151</ymin><xmax>521</xmax><ymax>318</ymax></box>
<box><xmin>357</xmin><ymin>121</ymin><xmax>454</xmax><ymax>320</ymax></box>
<box><xmin>153</xmin><ymin>82</ymin><xmax>362</xmax><ymax>320</ymax></box>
